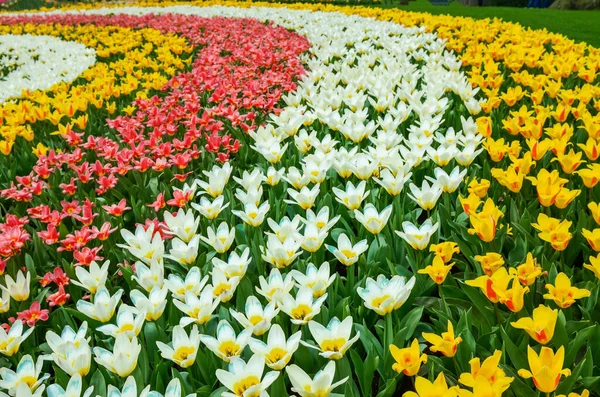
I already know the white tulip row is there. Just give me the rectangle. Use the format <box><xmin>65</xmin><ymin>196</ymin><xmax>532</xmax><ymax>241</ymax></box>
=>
<box><xmin>0</xmin><ymin>34</ymin><xmax>96</xmax><ymax>103</ymax></box>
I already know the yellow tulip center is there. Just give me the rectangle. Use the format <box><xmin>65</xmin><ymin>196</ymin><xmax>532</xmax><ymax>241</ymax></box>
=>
<box><xmin>266</xmin><ymin>347</ymin><xmax>288</xmax><ymax>363</ymax></box>
<box><xmin>249</xmin><ymin>315</ymin><xmax>264</xmax><ymax>326</ymax></box>
<box><xmin>173</xmin><ymin>346</ymin><xmax>195</xmax><ymax>362</ymax></box>
<box><xmin>218</xmin><ymin>341</ymin><xmax>240</xmax><ymax>357</ymax></box>
<box><xmin>372</xmin><ymin>294</ymin><xmax>391</xmax><ymax>307</ymax></box>
<box><xmin>321</xmin><ymin>338</ymin><xmax>346</xmax><ymax>352</ymax></box>
<box><xmin>233</xmin><ymin>376</ymin><xmax>261</xmax><ymax>397</ymax></box>
<box><xmin>291</xmin><ymin>304</ymin><xmax>312</xmax><ymax>320</ymax></box>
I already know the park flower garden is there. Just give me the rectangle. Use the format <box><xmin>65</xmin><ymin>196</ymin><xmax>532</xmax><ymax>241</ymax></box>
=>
<box><xmin>0</xmin><ymin>1</ymin><xmax>599</xmax><ymax>396</ymax></box>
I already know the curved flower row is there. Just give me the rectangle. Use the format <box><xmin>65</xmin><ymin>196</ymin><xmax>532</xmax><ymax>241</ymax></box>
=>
<box><xmin>0</xmin><ymin>34</ymin><xmax>96</xmax><ymax>103</ymax></box>
<box><xmin>0</xmin><ymin>2</ymin><xmax>599</xmax><ymax>397</ymax></box>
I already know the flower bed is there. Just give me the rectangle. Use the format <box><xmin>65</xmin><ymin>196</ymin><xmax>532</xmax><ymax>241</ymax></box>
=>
<box><xmin>0</xmin><ymin>2</ymin><xmax>599</xmax><ymax>397</ymax></box>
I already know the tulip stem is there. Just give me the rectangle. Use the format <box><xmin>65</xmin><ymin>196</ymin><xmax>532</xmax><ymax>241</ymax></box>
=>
<box><xmin>493</xmin><ymin>303</ymin><xmax>502</xmax><ymax>326</ymax></box>
<box><xmin>439</xmin><ymin>284</ymin><xmax>451</xmax><ymax>317</ymax></box>
<box><xmin>385</xmin><ymin>313</ymin><xmax>394</xmax><ymax>357</ymax></box>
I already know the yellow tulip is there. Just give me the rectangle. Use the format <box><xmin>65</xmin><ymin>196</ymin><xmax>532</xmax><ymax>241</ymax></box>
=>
<box><xmin>511</xmin><ymin>305</ymin><xmax>558</xmax><ymax>344</ymax></box>
<box><xmin>588</xmin><ymin>203</ymin><xmax>600</xmax><ymax>225</ymax></box>
<box><xmin>403</xmin><ymin>373</ymin><xmax>456</xmax><ymax>397</ymax></box>
<box><xmin>511</xmin><ymin>253</ymin><xmax>543</xmax><ymax>286</ymax></box>
<box><xmin>474</xmin><ymin>253</ymin><xmax>505</xmax><ymax>276</ymax></box>
<box><xmin>544</xmin><ymin>273</ymin><xmax>590</xmax><ymax>309</ymax></box>
<box><xmin>466</xmin><ymin>267</ymin><xmax>514</xmax><ymax>304</ymax></box>
<box><xmin>390</xmin><ymin>339</ymin><xmax>427</xmax><ymax>376</ymax></box>
<box><xmin>582</xmin><ymin>228</ymin><xmax>600</xmax><ymax>252</ymax></box>
<box><xmin>459</xmin><ymin>350</ymin><xmax>514</xmax><ymax>392</ymax></box>
<box><xmin>429</xmin><ymin>242</ymin><xmax>460</xmax><ymax>263</ymax></box>
<box><xmin>418</xmin><ymin>256</ymin><xmax>454</xmax><ymax>285</ymax></box>
<box><xmin>422</xmin><ymin>321</ymin><xmax>462</xmax><ymax>358</ymax></box>
<box><xmin>518</xmin><ymin>346</ymin><xmax>571</xmax><ymax>393</ymax></box>
<box><xmin>532</xmin><ymin>214</ymin><xmax>572</xmax><ymax>251</ymax></box>
<box><xmin>459</xmin><ymin>194</ymin><xmax>482</xmax><ymax>216</ymax></box>
<box><xmin>583</xmin><ymin>254</ymin><xmax>600</xmax><ymax>279</ymax></box>
<box><xmin>556</xmin><ymin>390</ymin><xmax>590</xmax><ymax>397</ymax></box>
<box><xmin>527</xmin><ymin>169</ymin><xmax>567</xmax><ymax>207</ymax></box>
<box><xmin>467</xmin><ymin>179</ymin><xmax>490</xmax><ymax>198</ymax></box>
<box><xmin>497</xmin><ymin>278</ymin><xmax>529</xmax><ymax>313</ymax></box>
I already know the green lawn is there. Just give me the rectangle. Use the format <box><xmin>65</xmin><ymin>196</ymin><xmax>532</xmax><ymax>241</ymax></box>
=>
<box><xmin>374</xmin><ymin>0</ymin><xmax>600</xmax><ymax>47</ymax></box>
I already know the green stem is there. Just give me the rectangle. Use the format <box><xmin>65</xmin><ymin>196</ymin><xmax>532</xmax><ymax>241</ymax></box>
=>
<box><xmin>439</xmin><ymin>284</ymin><xmax>451</xmax><ymax>317</ymax></box>
<box><xmin>385</xmin><ymin>313</ymin><xmax>394</xmax><ymax>356</ymax></box>
<box><xmin>493</xmin><ymin>303</ymin><xmax>502</xmax><ymax>326</ymax></box>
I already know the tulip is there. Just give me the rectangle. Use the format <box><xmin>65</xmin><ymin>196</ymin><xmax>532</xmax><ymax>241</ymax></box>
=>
<box><xmin>466</xmin><ymin>267</ymin><xmax>514</xmax><ymax>304</ymax></box>
<box><xmin>357</xmin><ymin>275</ymin><xmax>415</xmax><ymax>316</ymax></box>
<box><xmin>582</xmin><ymin>228</ymin><xmax>600</xmax><ymax>251</ymax></box>
<box><xmin>200</xmin><ymin>222</ymin><xmax>235</xmax><ymax>253</ymax></box>
<box><xmin>302</xmin><ymin>207</ymin><xmax>340</xmax><ymax>232</ymax></box>
<box><xmin>166</xmin><ymin>236</ymin><xmax>200</xmax><ymax>266</ymax></box>
<box><xmin>389</xmin><ymin>339</ymin><xmax>427</xmax><ymax>376</ymax></box>
<box><xmin>468</xmin><ymin>178</ymin><xmax>490</xmax><ymax>198</ymax></box>
<box><xmin>328</xmin><ymin>233</ymin><xmax>368</xmax><ymax>266</ymax></box>
<box><xmin>200</xmin><ymin>320</ymin><xmax>252</xmax><ymax>362</ymax></box>
<box><xmin>301</xmin><ymin>224</ymin><xmax>328</xmax><ymax>253</ymax></box>
<box><xmin>527</xmin><ymin>169</ymin><xmax>567</xmax><ymax>207</ymax></box>
<box><xmin>291</xmin><ymin>262</ymin><xmax>335</xmax><ymax>299</ymax></box>
<box><xmin>430</xmin><ymin>242</ymin><xmax>460</xmax><ymax>263</ymax></box>
<box><xmin>584</xmin><ymin>253</ymin><xmax>600</xmax><ymax>279</ymax></box>
<box><xmin>216</xmin><ymin>354</ymin><xmax>279</xmax><ymax>397</ymax></box>
<box><xmin>248</xmin><ymin>324</ymin><xmax>301</xmax><ymax>370</ymax></box>
<box><xmin>374</xmin><ymin>168</ymin><xmax>411</xmax><ymax>196</ymax></box>
<box><xmin>418</xmin><ymin>255</ymin><xmax>454</xmax><ymax>284</ymax></box>
<box><xmin>232</xmin><ymin>201</ymin><xmax>270</xmax><ymax>227</ymax></box>
<box><xmin>395</xmin><ymin>219</ymin><xmax>439</xmax><ymax>250</ymax></box>
<box><xmin>459</xmin><ymin>350</ymin><xmax>514</xmax><ymax>392</ymax></box>
<box><xmin>511</xmin><ymin>253</ymin><xmax>543</xmax><ymax>286</ymax></box>
<box><xmin>518</xmin><ymin>346</ymin><xmax>571</xmax><ymax>393</ymax></box>
<box><xmin>4</xmin><ymin>270</ymin><xmax>30</xmax><ymax>302</ymax></box>
<box><xmin>76</xmin><ymin>287</ymin><xmax>122</xmax><ymax>323</ymax></box>
<box><xmin>286</xmin><ymin>361</ymin><xmax>348</xmax><ymax>397</ymax></box>
<box><xmin>459</xmin><ymin>193</ymin><xmax>482</xmax><ymax>215</ymax></box>
<box><xmin>212</xmin><ymin>248</ymin><xmax>251</xmax><ymax>279</ymax></box>
<box><xmin>407</xmin><ymin>180</ymin><xmax>443</xmax><ymax>211</ymax></box>
<box><xmin>256</xmin><ymin>268</ymin><xmax>295</xmax><ymax>304</ymax></box>
<box><xmin>130</xmin><ymin>285</ymin><xmax>169</xmax><ymax>322</ymax></box>
<box><xmin>555</xmin><ymin>188</ymin><xmax>580</xmax><ymax>209</ymax></box>
<box><xmin>71</xmin><ymin>260</ymin><xmax>110</xmax><ymax>294</ymax></box>
<box><xmin>173</xmin><ymin>287</ymin><xmax>219</xmax><ymax>327</ymax></box>
<box><xmin>426</xmin><ymin>166</ymin><xmax>467</xmax><ymax>193</ymax></box>
<box><xmin>332</xmin><ymin>180</ymin><xmax>369</xmax><ymax>210</ymax></box>
<box><xmin>511</xmin><ymin>305</ymin><xmax>558</xmax><ymax>344</ymax></box>
<box><xmin>118</xmin><ymin>224</ymin><xmax>165</xmax><ymax>264</ymax></box>
<box><xmin>552</xmin><ymin>148</ymin><xmax>585</xmax><ymax>174</ymax></box>
<box><xmin>97</xmin><ymin>304</ymin><xmax>145</xmax><ymax>339</ymax></box>
<box><xmin>497</xmin><ymin>278</ymin><xmax>529</xmax><ymax>313</ymax></box>
<box><xmin>265</xmin><ymin>166</ymin><xmax>284</xmax><ymax>186</ymax></box>
<box><xmin>354</xmin><ymin>204</ymin><xmax>392</xmax><ymax>234</ymax></box>
<box><xmin>0</xmin><ymin>354</ymin><xmax>49</xmax><ymax>396</ymax></box>
<box><xmin>164</xmin><ymin>209</ymin><xmax>199</xmax><ymax>243</ymax></box>
<box><xmin>283</xmin><ymin>166</ymin><xmax>310</xmax><ymax>190</ymax></box>
<box><xmin>302</xmin><ymin>316</ymin><xmax>360</xmax><ymax>360</ymax></box>
<box><xmin>404</xmin><ymin>373</ymin><xmax>455</xmax><ymax>397</ymax></box>
<box><xmin>230</xmin><ymin>296</ymin><xmax>279</xmax><ymax>336</ymax></box>
<box><xmin>532</xmin><ymin>214</ymin><xmax>572</xmax><ymax>251</ymax></box>
<box><xmin>544</xmin><ymin>272</ymin><xmax>590</xmax><ymax>309</ymax></box>
<box><xmin>285</xmin><ymin>184</ymin><xmax>320</xmax><ymax>210</ymax></box>
<box><xmin>267</xmin><ymin>215</ymin><xmax>303</xmax><ymax>242</ymax></box>
<box><xmin>261</xmin><ymin>234</ymin><xmax>302</xmax><ymax>269</ymax></box>
<box><xmin>46</xmin><ymin>374</ymin><xmax>94</xmax><ymax>397</ymax></box>
<box><xmin>556</xmin><ymin>391</ymin><xmax>590</xmax><ymax>397</ymax></box>
<box><xmin>157</xmin><ymin>325</ymin><xmax>201</xmax><ymax>368</ymax></box>
<box><xmin>190</xmin><ymin>195</ymin><xmax>229</xmax><ymax>220</ymax></box>
<box><xmin>195</xmin><ymin>162</ymin><xmax>231</xmax><ymax>198</ymax></box>
<box><xmin>474</xmin><ymin>252</ymin><xmax>504</xmax><ymax>276</ymax></box>
<box><xmin>280</xmin><ymin>286</ymin><xmax>328</xmax><ymax>325</ymax></box>
<box><xmin>0</xmin><ymin>321</ymin><xmax>34</xmax><ymax>357</ymax></box>
<box><xmin>422</xmin><ymin>321</ymin><xmax>462</xmax><ymax>357</ymax></box>
<box><xmin>93</xmin><ymin>334</ymin><xmax>141</xmax><ymax>377</ymax></box>
<box><xmin>0</xmin><ymin>286</ymin><xmax>9</xmax><ymax>314</ymax></box>
<box><xmin>131</xmin><ymin>258</ymin><xmax>164</xmax><ymax>292</ymax></box>
<box><xmin>589</xmin><ymin>202</ymin><xmax>600</xmax><ymax>225</ymax></box>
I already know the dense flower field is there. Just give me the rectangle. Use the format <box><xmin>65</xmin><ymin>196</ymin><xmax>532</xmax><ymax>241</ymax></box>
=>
<box><xmin>0</xmin><ymin>1</ymin><xmax>599</xmax><ymax>396</ymax></box>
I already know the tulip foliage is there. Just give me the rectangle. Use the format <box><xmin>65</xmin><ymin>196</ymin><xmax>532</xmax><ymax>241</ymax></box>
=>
<box><xmin>0</xmin><ymin>1</ymin><xmax>599</xmax><ymax>397</ymax></box>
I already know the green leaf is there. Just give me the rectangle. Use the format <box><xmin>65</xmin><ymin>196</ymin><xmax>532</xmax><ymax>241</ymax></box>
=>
<box><xmin>396</xmin><ymin>306</ymin><xmax>423</xmax><ymax>343</ymax></box>
<box><xmin>90</xmin><ymin>369</ymin><xmax>107</xmax><ymax>397</ymax></box>
<box><xmin>566</xmin><ymin>325</ymin><xmax>596</xmax><ymax>367</ymax></box>
<box><xmin>500</xmin><ymin>326</ymin><xmax>528</xmax><ymax>371</ymax></box>
<box><xmin>556</xmin><ymin>358</ymin><xmax>586</xmax><ymax>395</ymax></box>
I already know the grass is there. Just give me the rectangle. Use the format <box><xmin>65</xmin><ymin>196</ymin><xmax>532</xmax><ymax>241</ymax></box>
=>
<box><xmin>373</xmin><ymin>0</ymin><xmax>600</xmax><ymax>47</ymax></box>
